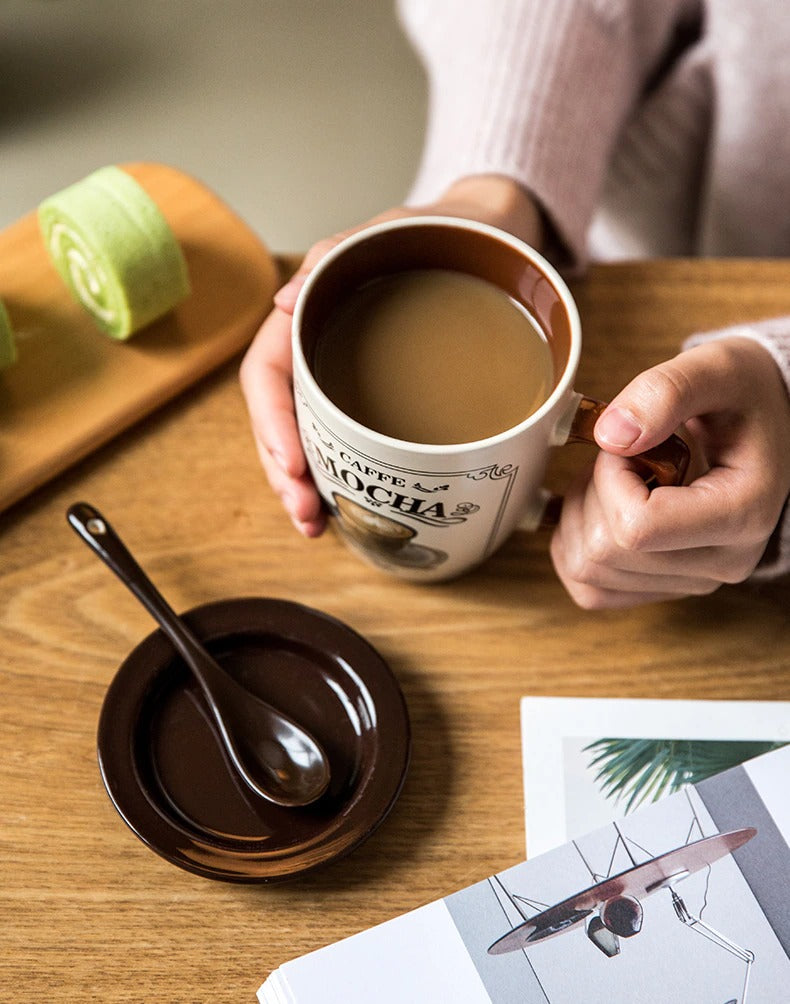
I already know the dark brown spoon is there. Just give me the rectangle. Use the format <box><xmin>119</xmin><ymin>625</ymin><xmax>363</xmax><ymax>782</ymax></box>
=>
<box><xmin>67</xmin><ymin>502</ymin><xmax>330</xmax><ymax>808</ymax></box>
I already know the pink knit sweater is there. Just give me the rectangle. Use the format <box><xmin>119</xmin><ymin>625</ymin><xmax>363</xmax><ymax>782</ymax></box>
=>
<box><xmin>398</xmin><ymin>0</ymin><xmax>790</xmax><ymax>578</ymax></box>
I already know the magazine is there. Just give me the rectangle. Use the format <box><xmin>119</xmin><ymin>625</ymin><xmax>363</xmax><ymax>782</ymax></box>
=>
<box><xmin>258</xmin><ymin>744</ymin><xmax>790</xmax><ymax>1003</ymax></box>
<box><xmin>520</xmin><ymin>696</ymin><xmax>790</xmax><ymax>857</ymax></box>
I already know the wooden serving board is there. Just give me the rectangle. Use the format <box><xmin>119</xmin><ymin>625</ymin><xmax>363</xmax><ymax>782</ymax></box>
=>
<box><xmin>0</xmin><ymin>162</ymin><xmax>285</xmax><ymax>515</ymax></box>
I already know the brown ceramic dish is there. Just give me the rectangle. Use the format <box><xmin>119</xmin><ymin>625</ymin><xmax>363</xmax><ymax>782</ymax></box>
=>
<box><xmin>97</xmin><ymin>597</ymin><xmax>410</xmax><ymax>882</ymax></box>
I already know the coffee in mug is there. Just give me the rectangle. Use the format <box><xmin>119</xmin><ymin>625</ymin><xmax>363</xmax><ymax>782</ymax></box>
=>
<box><xmin>312</xmin><ymin>268</ymin><xmax>554</xmax><ymax>445</ymax></box>
<box><xmin>292</xmin><ymin>217</ymin><xmax>688</xmax><ymax>582</ymax></box>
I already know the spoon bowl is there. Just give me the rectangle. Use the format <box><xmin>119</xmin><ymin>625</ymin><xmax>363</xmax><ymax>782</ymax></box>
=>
<box><xmin>67</xmin><ymin>502</ymin><xmax>330</xmax><ymax>808</ymax></box>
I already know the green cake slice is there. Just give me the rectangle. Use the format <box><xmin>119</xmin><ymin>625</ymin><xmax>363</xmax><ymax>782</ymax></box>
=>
<box><xmin>38</xmin><ymin>165</ymin><xmax>190</xmax><ymax>339</ymax></box>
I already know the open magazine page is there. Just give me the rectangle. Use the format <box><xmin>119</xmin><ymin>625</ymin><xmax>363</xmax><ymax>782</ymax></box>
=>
<box><xmin>520</xmin><ymin>697</ymin><xmax>790</xmax><ymax>857</ymax></box>
<box><xmin>258</xmin><ymin>745</ymin><xmax>790</xmax><ymax>1003</ymax></box>
<box><xmin>258</xmin><ymin>898</ymin><xmax>492</xmax><ymax>1004</ymax></box>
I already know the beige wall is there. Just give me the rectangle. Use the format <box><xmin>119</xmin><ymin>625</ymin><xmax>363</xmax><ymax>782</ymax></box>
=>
<box><xmin>2</xmin><ymin>1</ymin><xmax>427</xmax><ymax>252</ymax></box>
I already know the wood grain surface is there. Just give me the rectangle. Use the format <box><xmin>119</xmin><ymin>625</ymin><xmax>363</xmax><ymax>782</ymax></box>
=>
<box><xmin>2</xmin><ymin>259</ymin><xmax>789</xmax><ymax>1003</ymax></box>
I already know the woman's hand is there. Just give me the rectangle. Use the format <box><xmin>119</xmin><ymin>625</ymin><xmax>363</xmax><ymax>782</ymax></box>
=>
<box><xmin>550</xmin><ymin>337</ymin><xmax>790</xmax><ymax>608</ymax></box>
<box><xmin>239</xmin><ymin>175</ymin><xmax>544</xmax><ymax>535</ymax></box>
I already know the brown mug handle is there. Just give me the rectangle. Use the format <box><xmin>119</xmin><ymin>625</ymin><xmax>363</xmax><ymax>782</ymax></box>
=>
<box><xmin>541</xmin><ymin>396</ymin><xmax>691</xmax><ymax>527</ymax></box>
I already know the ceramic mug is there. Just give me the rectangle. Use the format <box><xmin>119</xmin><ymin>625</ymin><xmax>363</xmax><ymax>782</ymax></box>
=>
<box><xmin>291</xmin><ymin>216</ymin><xmax>688</xmax><ymax>582</ymax></box>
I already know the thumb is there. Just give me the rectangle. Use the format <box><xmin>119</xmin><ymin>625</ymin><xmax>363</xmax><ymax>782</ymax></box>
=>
<box><xmin>273</xmin><ymin>210</ymin><xmax>412</xmax><ymax>314</ymax></box>
<box><xmin>272</xmin><ymin>232</ymin><xmax>354</xmax><ymax>314</ymax></box>
<box><xmin>594</xmin><ymin>350</ymin><xmax>716</xmax><ymax>456</ymax></box>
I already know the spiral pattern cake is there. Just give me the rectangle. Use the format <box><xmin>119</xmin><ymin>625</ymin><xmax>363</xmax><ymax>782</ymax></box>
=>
<box><xmin>38</xmin><ymin>165</ymin><xmax>190</xmax><ymax>339</ymax></box>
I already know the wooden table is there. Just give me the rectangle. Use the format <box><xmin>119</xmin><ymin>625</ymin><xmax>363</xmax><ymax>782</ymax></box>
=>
<box><xmin>3</xmin><ymin>260</ymin><xmax>789</xmax><ymax>1003</ymax></box>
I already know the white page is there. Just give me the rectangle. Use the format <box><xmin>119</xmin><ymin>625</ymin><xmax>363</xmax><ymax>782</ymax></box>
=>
<box><xmin>521</xmin><ymin>696</ymin><xmax>790</xmax><ymax>857</ymax></box>
<box><xmin>259</xmin><ymin>899</ymin><xmax>493</xmax><ymax>1004</ymax></box>
<box><xmin>258</xmin><ymin>746</ymin><xmax>790</xmax><ymax>1003</ymax></box>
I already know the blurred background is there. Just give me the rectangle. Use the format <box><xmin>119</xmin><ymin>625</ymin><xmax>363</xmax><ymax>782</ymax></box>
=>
<box><xmin>2</xmin><ymin>0</ymin><xmax>427</xmax><ymax>253</ymax></box>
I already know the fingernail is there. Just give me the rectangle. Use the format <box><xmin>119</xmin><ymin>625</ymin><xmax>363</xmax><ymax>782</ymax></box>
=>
<box><xmin>299</xmin><ymin>519</ymin><xmax>325</xmax><ymax>539</ymax></box>
<box><xmin>596</xmin><ymin>407</ymin><xmax>642</xmax><ymax>449</ymax></box>
<box><xmin>273</xmin><ymin>274</ymin><xmax>307</xmax><ymax>311</ymax></box>
<box><xmin>269</xmin><ymin>446</ymin><xmax>289</xmax><ymax>472</ymax></box>
<box><xmin>290</xmin><ymin>515</ymin><xmax>317</xmax><ymax>537</ymax></box>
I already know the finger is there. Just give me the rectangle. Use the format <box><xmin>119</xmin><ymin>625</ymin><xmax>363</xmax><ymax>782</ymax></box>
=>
<box><xmin>273</xmin><ymin>209</ymin><xmax>415</xmax><ymax>314</ymax></box>
<box><xmin>592</xmin><ymin>451</ymin><xmax>773</xmax><ymax>553</ymax></box>
<box><xmin>558</xmin><ymin>472</ymin><xmax>761</xmax><ymax>583</ymax></box>
<box><xmin>240</xmin><ymin>309</ymin><xmax>328</xmax><ymax>535</ymax></box>
<box><xmin>550</xmin><ymin>473</ymin><xmax>727</xmax><ymax>601</ymax></box>
<box><xmin>239</xmin><ymin>308</ymin><xmax>305</xmax><ymax>479</ymax></box>
<box><xmin>253</xmin><ymin>438</ymin><xmax>326</xmax><ymax>536</ymax></box>
<box><xmin>273</xmin><ymin>272</ymin><xmax>307</xmax><ymax>314</ymax></box>
<box><xmin>554</xmin><ymin>570</ymin><xmax>691</xmax><ymax>610</ymax></box>
<box><xmin>552</xmin><ymin>525</ymin><xmax>734</xmax><ymax>596</ymax></box>
<box><xmin>594</xmin><ymin>342</ymin><xmax>746</xmax><ymax>456</ymax></box>
<box><xmin>550</xmin><ymin>506</ymin><xmax>700</xmax><ymax>609</ymax></box>
<box><xmin>273</xmin><ymin>232</ymin><xmax>358</xmax><ymax>314</ymax></box>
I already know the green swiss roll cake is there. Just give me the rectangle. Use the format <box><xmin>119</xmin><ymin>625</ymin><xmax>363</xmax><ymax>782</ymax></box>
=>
<box><xmin>38</xmin><ymin>165</ymin><xmax>190</xmax><ymax>339</ymax></box>
<box><xmin>0</xmin><ymin>298</ymin><xmax>17</xmax><ymax>369</ymax></box>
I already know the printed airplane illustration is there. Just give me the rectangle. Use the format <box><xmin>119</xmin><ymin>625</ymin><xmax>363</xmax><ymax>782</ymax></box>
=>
<box><xmin>488</xmin><ymin>827</ymin><xmax>756</xmax><ymax>1003</ymax></box>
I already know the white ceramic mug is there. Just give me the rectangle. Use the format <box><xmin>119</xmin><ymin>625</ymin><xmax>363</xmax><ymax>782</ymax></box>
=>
<box><xmin>292</xmin><ymin>217</ymin><xmax>688</xmax><ymax>582</ymax></box>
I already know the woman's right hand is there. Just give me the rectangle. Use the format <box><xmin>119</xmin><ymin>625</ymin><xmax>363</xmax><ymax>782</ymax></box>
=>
<box><xmin>238</xmin><ymin>176</ymin><xmax>544</xmax><ymax>535</ymax></box>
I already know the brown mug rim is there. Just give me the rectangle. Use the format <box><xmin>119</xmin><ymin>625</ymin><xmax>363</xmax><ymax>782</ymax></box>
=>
<box><xmin>291</xmin><ymin>215</ymin><xmax>582</xmax><ymax>454</ymax></box>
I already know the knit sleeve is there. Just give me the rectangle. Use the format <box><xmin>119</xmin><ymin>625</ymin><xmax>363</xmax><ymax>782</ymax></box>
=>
<box><xmin>397</xmin><ymin>0</ymin><xmax>695</xmax><ymax>270</ymax></box>
<box><xmin>683</xmin><ymin>318</ymin><xmax>790</xmax><ymax>581</ymax></box>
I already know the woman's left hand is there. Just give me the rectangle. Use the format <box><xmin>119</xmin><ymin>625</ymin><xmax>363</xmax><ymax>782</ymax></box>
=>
<box><xmin>550</xmin><ymin>337</ymin><xmax>790</xmax><ymax>608</ymax></box>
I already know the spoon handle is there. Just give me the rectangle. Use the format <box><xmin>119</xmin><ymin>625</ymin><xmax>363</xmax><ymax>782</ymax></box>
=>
<box><xmin>66</xmin><ymin>501</ymin><xmax>205</xmax><ymax>668</ymax></box>
<box><xmin>67</xmin><ymin>501</ymin><xmax>331</xmax><ymax>807</ymax></box>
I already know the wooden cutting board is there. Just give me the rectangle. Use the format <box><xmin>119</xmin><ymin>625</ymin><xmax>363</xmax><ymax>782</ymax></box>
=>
<box><xmin>0</xmin><ymin>162</ymin><xmax>285</xmax><ymax>515</ymax></box>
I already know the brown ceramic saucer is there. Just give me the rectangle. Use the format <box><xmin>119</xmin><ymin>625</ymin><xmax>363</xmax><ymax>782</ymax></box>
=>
<box><xmin>97</xmin><ymin>597</ymin><xmax>410</xmax><ymax>883</ymax></box>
